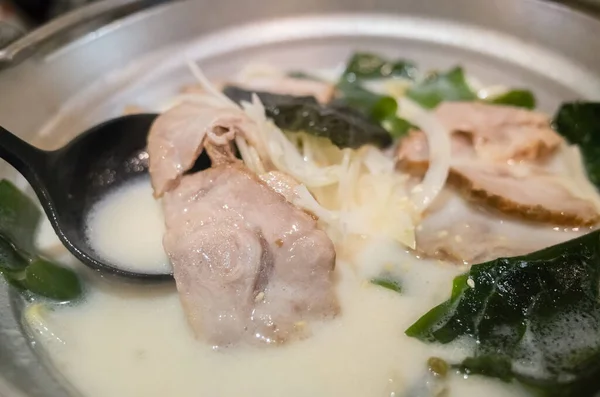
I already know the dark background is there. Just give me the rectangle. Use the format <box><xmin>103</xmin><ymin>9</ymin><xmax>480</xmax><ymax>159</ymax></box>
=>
<box><xmin>13</xmin><ymin>0</ymin><xmax>96</xmax><ymax>23</ymax></box>
<box><xmin>0</xmin><ymin>0</ymin><xmax>98</xmax><ymax>47</ymax></box>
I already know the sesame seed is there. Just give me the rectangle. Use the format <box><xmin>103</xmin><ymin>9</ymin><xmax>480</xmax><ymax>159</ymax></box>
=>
<box><xmin>294</xmin><ymin>321</ymin><xmax>307</xmax><ymax>329</ymax></box>
<box><xmin>254</xmin><ymin>292</ymin><xmax>265</xmax><ymax>302</ymax></box>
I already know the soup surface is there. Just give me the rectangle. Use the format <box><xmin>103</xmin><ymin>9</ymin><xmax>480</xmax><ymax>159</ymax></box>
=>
<box><xmin>85</xmin><ymin>177</ymin><xmax>170</xmax><ymax>274</ymax></box>
<box><xmin>31</xmin><ymin>202</ymin><xmax>527</xmax><ymax>397</ymax></box>
<box><xmin>12</xmin><ymin>55</ymin><xmax>600</xmax><ymax>397</ymax></box>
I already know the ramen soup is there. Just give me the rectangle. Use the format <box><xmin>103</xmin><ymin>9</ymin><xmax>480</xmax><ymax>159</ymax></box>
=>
<box><xmin>4</xmin><ymin>53</ymin><xmax>600</xmax><ymax>397</ymax></box>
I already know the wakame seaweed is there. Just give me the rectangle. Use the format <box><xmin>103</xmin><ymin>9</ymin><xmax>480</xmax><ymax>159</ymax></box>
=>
<box><xmin>340</xmin><ymin>52</ymin><xmax>417</xmax><ymax>81</ymax></box>
<box><xmin>489</xmin><ymin>89</ymin><xmax>536</xmax><ymax>109</ymax></box>
<box><xmin>336</xmin><ymin>53</ymin><xmax>417</xmax><ymax>138</ymax></box>
<box><xmin>286</xmin><ymin>71</ymin><xmax>322</xmax><ymax>81</ymax></box>
<box><xmin>405</xmin><ymin>66</ymin><xmax>536</xmax><ymax>110</ymax></box>
<box><xmin>0</xmin><ymin>180</ymin><xmax>82</xmax><ymax>301</ymax></box>
<box><xmin>406</xmin><ymin>67</ymin><xmax>477</xmax><ymax>109</ymax></box>
<box><xmin>223</xmin><ymin>86</ymin><xmax>392</xmax><ymax>149</ymax></box>
<box><xmin>371</xmin><ymin>275</ymin><xmax>402</xmax><ymax>294</ymax></box>
<box><xmin>405</xmin><ymin>230</ymin><xmax>600</xmax><ymax>397</ymax></box>
<box><xmin>333</xmin><ymin>81</ymin><xmax>413</xmax><ymax>138</ymax></box>
<box><xmin>554</xmin><ymin>102</ymin><xmax>600</xmax><ymax>191</ymax></box>
<box><xmin>0</xmin><ymin>179</ymin><xmax>42</xmax><ymax>252</ymax></box>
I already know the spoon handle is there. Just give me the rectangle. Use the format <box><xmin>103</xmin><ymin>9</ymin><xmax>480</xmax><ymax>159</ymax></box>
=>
<box><xmin>0</xmin><ymin>127</ymin><xmax>49</xmax><ymax>185</ymax></box>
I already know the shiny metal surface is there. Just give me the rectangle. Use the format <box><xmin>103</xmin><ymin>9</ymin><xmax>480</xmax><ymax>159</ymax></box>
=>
<box><xmin>0</xmin><ymin>0</ymin><xmax>599</xmax><ymax>396</ymax></box>
<box><xmin>0</xmin><ymin>0</ymin><xmax>173</xmax><ymax>68</ymax></box>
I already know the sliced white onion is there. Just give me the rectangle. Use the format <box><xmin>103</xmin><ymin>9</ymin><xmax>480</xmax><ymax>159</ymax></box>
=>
<box><xmin>361</xmin><ymin>146</ymin><xmax>395</xmax><ymax>175</ymax></box>
<box><xmin>186</xmin><ymin>60</ymin><xmax>238</xmax><ymax>109</ymax></box>
<box><xmin>557</xmin><ymin>143</ymin><xmax>600</xmax><ymax>213</ymax></box>
<box><xmin>398</xmin><ymin>97</ymin><xmax>451</xmax><ymax>213</ymax></box>
<box><xmin>235</xmin><ymin>136</ymin><xmax>265</xmax><ymax>174</ymax></box>
<box><xmin>241</xmin><ymin>96</ymin><xmax>342</xmax><ymax>187</ymax></box>
<box><xmin>236</xmin><ymin>63</ymin><xmax>286</xmax><ymax>81</ymax></box>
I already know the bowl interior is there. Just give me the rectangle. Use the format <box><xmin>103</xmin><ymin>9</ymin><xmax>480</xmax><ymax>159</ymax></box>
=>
<box><xmin>0</xmin><ymin>1</ymin><xmax>599</xmax><ymax>396</ymax></box>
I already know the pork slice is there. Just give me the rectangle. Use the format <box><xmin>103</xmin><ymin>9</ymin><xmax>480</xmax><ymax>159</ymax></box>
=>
<box><xmin>416</xmin><ymin>189</ymin><xmax>589</xmax><ymax>265</ymax></box>
<box><xmin>397</xmin><ymin>130</ymin><xmax>474</xmax><ymax>172</ymax></box>
<box><xmin>435</xmin><ymin>102</ymin><xmax>562</xmax><ymax>161</ymax></box>
<box><xmin>396</xmin><ymin>127</ymin><xmax>598</xmax><ymax>226</ymax></box>
<box><xmin>149</xmin><ymin>96</ymin><xmax>339</xmax><ymax>346</ymax></box>
<box><xmin>259</xmin><ymin>171</ymin><xmax>301</xmax><ymax>203</ymax></box>
<box><xmin>451</xmin><ymin>162</ymin><xmax>599</xmax><ymax>226</ymax></box>
<box><xmin>162</xmin><ymin>163</ymin><xmax>338</xmax><ymax>347</ymax></box>
<box><xmin>147</xmin><ymin>99</ymin><xmax>267</xmax><ymax>198</ymax></box>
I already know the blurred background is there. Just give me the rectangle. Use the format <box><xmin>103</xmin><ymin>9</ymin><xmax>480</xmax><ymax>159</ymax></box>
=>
<box><xmin>1</xmin><ymin>0</ymin><xmax>97</xmax><ymax>47</ymax></box>
<box><xmin>1</xmin><ymin>0</ymin><xmax>600</xmax><ymax>48</ymax></box>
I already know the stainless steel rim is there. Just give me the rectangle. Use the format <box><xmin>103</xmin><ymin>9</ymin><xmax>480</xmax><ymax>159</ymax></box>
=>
<box><xmin>0</xmin><ymin>0</ymin><xmax>174</xmax><ymax>69</ymax></box>
<box><xmin>0</xmin><ymin>0</ymin><xmax>599</xmax><ymax>396</ymax></box>
<box><xmin>1</xmin><ymin>0</ymin><xmax>600</xmax><ymax>71</ymax></box>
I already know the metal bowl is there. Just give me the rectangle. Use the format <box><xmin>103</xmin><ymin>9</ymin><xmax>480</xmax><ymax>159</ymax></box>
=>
<box><xmin>0</xmin><ymin>0</ymin><xmax>599</xmax><ymax>396</ymax></box>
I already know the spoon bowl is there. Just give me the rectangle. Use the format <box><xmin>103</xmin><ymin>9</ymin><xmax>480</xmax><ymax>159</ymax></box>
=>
<box><xmin>0</xmin><ymin>113</ymin><xmax>177</xmax><ymax>281</ymax></box>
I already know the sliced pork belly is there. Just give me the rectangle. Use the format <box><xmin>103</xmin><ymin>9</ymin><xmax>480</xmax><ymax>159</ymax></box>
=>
<box><xmin>399</xmin><ymin>102</ymin><xmax>561</xmax><ymax>166</ymax></box>
<box><xmin>416</xmin><ymin>189</ymin><xmax>588</xmax><ymax>265</ymax></box>
<box><xmin>259</xmin><ymin>171</ymin><xmax>302</xmax><ymax>203</ymax></box>
<box><xmin>435</xmin><ymin>102</ymin><xmax>562</xmax><ymax>161</ymax></box>
<box><xmin>163</xmin><ymin>164</ymin><xmax>338</xmax><ymax>346</ymax></box>
<box><xmin>397</xmin><ymin>104</ymin><xmax>599</xmax><ymax>226</ymax></box>
<box><xmin>397</xmin><ymin>130</ymin><xmax>474</xmax><ymax>172</ymax></box>
<box><xmin>148</xmin><ymin>98</ymin><xmax>339</xmax><ymax>347</ymax></box>
<box><xmin>451</xmin><ymin>162</ymin><xmax>598</xmax><ymax>226</ymax></box>
<box><xmin>397</xmin><ymin>102</ymin><xmax>598</xmax><ymax>263</ymax></box>
<box><xmin>147</xmin><ymin>99</ymin><xmax>269</xmax><ymax>198</ymax></box>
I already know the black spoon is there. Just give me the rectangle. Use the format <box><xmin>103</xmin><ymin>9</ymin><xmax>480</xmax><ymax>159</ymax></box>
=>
<box><xmin>0</xmin><ymin>113</ymin><xmax>210</xmax><ymax>282</ymax></box>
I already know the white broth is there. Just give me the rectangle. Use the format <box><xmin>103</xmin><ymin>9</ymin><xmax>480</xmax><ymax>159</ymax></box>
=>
<box><xmin>27</xmin><ymin>219</ymin><xmax>528</xmax><ymax>397</ymax></box>
<box><xmin>85</xmin><ymin>178</ymin><xmax>170</xmax><ymax>274</ymax></box>
<box><xmin>18</xmin><ymin>61</ymin><xmax>600</xmax><ymax>397</ymax></box>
